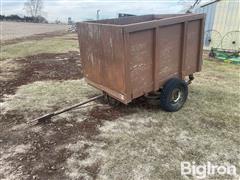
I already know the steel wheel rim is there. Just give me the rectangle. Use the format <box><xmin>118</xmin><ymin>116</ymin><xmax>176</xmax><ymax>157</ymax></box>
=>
<box><xmin>221</xmin><ymin>31</ymin><xmax>240</xmax><ymax>51</ymax></box>
<box><xmin>171</xmin><ymin>88</ymin><xmax>182</xmax><ymax>103</ymax></box>
<box><xmin>204</xmin><ymin>30</ymin><xmax>222</xmax><ymax>49</ymax></box>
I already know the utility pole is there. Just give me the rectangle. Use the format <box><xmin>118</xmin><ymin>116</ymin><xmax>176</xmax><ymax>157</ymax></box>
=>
<box><xmin>96</xmin><ymin>9</ymin><xmax>100</xmax><ymax>20</ymax></box>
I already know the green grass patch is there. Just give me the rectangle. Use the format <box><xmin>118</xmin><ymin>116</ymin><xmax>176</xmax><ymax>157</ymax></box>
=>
<box><xmin>0</xmin><ymin>34</ymin><xmax>79</xmax><ymax>60</ymax></box>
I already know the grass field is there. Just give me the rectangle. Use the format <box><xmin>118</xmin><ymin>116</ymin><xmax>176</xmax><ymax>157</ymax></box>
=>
<box><xmin>1</xmin><ymin>34</ymin><xmax>79</xmax><ymax>60</ymax></box>
<box><xmin>0</xmin><ymin>33</ymin><xmax>239</xmax><ymax>180</ymax></box>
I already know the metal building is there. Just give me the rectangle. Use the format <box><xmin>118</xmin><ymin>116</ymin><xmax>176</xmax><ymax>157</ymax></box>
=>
<box><xmin>195</xmin><ymin>0</ymin><xmax>240</xmax><ymax>50</ymax></box>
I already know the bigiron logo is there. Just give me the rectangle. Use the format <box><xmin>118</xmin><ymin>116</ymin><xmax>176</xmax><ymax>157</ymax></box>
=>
<box><xmin>181</xmin><ymin>161</ymin><xmax>238</xmax><ymax>179</ymax></box>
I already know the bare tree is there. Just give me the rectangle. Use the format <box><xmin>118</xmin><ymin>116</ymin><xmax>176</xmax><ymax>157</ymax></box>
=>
<box><xmin>24</xmin><ymin>0</ymin><xmax>43</xmax><ymax>18</ymax></box>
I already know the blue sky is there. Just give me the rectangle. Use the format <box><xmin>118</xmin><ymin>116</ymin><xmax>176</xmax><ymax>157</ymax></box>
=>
<box><xmin>1</xmin><ymin>0</ymin><xmax>208</xmax><ymax>22</ymax></box>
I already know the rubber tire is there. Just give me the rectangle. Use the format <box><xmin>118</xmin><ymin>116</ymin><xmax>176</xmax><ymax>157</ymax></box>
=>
<box><xmin>160</xmin><ymin>78</ymin><xmax>188</xmax><ymax>112</ymax></box>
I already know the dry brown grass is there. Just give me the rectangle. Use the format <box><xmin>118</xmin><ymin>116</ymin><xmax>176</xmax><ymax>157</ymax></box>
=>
<box><xmin>1</xmin><ymin>79</ymin><xmax>99</xmax><ymax>119</ymax></box>
<box><xmin>0</xmin><ymin>59</ymin><xmax>22</xmax><ymax>81</ymax></box>
<box><xmin>1</xmin><ymin>60</ymin><xmax>239</xmax><ymax>179</ymax></box>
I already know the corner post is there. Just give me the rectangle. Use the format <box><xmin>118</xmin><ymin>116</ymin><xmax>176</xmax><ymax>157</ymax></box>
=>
<box><xmin>180</xmin><ymin>21</ymin><xmax>188</xmax><ymax>79</ymax></box>
<box><xmin>153</xmin><ymin>27</ymin><xmax>160</xmax><ymax>91</ymax></box>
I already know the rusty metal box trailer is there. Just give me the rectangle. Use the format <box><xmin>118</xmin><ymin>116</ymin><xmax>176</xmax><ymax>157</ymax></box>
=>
<box><xmin>77</xmin><ymin>13</ymin><xmax>205</xmax><ymax>111</ymax></box>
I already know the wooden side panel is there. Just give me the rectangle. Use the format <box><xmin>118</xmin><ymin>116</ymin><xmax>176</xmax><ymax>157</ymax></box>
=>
<box><xmin>78</xmin><ymin>23</ymin><xmax>126</xmax><ymax>101</ymax></box>
<box><xmin>184</xmin><ymin>20</ymin><xmax>201</xmax><ymax>74</ymax></box>
<box><xmin>156</xmin><ymin>24</ymin><xmax>183</xmax><ymax>87</ymax></box>
<box><xmin>129</xmin><ymin>30</ymin><xmax>154</xmax><ymax>98</ymax></box>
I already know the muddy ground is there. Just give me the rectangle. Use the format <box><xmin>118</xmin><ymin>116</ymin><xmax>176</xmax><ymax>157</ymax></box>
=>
<box><xmin>0</xmin><ymin>51</ymin><xmax>82</xmax><ymax>100</ymax></box>
<box><xmin>0</xmin><ymin>51</ymin><xmax>143</xmax><ymax>179</ymax></box>
<box><xmin>1</xmin><ymin>41</ymin><xmax>239</xmax><ymax>179</ymax></box>
<box><xmin>1</xmin><ymin>22</ymin><xmax>69</xmax><ymax>42</ymax></box>
<box><xmin>1</xmin><ymin>31</ymin><xmax>71</xmax><ymax>46</ymax></box>
<box><xmin>1</xmin><ymin>51</ymin><xmax>84</xmax><ymax>179</ymax></box>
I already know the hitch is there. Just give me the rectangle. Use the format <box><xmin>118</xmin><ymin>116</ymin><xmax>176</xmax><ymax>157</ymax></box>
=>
<box><xmin>187</xmin><ymin>74</ymin><xmax>194</xmax><ymax>85</ymax></box>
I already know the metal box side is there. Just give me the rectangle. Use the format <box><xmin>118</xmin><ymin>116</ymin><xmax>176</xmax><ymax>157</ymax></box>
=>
<box><xmin>123</xmin><ymin>14</ymin><xmax>205</xmax><ymax>99</ymax></box>
<box><xmin>77</xmin><ymin>13</ymin><xmax>205</xmax><ymax>104</ymax></box>
<box><xmin>77</xmin><ymin>23</ymin><xmax>129</xmax><ymax>103</ymax></box>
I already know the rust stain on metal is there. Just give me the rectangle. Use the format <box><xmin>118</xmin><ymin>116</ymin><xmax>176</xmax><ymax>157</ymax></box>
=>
<box><xmin>77</xmin><ymin>13</ymin><xmax>205</xmax><ymax>104</ymax></box>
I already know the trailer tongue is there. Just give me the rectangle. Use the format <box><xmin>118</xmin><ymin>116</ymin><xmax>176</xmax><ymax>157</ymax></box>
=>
<box><xmin>31</xmin><ymin>94</ymin><xmax>103</xmax><ymax>124</ymax></box>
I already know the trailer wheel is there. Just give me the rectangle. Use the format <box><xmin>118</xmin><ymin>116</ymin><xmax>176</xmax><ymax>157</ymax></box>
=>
<box><xmin>160</xmin><ymin>78</ymin><xmax>188</xmax><ymax>112</ymax></box>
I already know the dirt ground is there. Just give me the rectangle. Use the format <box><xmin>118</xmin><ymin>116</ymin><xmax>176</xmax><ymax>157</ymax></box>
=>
<box><xmin>1</xmin><ymin>50</ymin><xmax>85</xmax><ymax>179</ymax></box>
<box><xmin>0</xmin><ymin>49</ymin><xmax>138</xmax><ymax>179</ymax></box>
<box><xmin>0</xmin><ymin>34</ymin><xmax>239</xmax><ymax>180</ymax></box>
<box><xmin>0</xmin><ymin>51</ymin><xmax>82</xmax><ymax>100</ymax></box>
<box><xmin>1</xmin><ymin>22</ymin><xmax>69</xmax><ymax>41</ymax></box>
<box><xmin>1</xmin><ymin>31</ymin><xmax>70</xmax><ymax>46</ymax></box>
